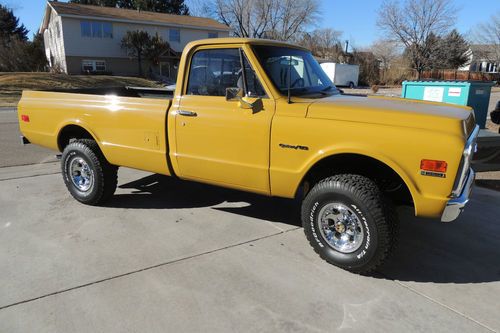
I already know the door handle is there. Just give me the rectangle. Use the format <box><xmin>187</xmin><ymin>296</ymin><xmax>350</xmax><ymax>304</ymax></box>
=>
<box><xmin>178</xmin><ymin>110</ymin><xmax>197</xmax><ymax>117</ymax></box>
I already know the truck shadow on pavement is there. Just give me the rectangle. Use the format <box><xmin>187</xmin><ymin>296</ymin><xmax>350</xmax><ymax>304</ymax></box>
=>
<box><xmin>111</xmin><ymin>174</ymin><xmax>500</xmax><ymax>284</ymax></box>
<box><xmin>377</xmin><ymin>197</ymin><xmax>500</xmax><ymax>283</ymax></box>
<box><xmin>109</xmin><ymin>174</ymin><xmax>301</xmax><ymax>226</ymax></box>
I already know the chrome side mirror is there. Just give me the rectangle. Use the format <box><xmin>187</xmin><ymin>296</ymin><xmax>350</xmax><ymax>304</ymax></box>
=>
<box><xmin>225</xmin><ymin>87</ymin><xmax>244</xmax><ymax>101</ymax></box>
<box><xmin>225</xmin><ymin>87</ymin><xmax>254</xmax><ymax>109</ymax></box>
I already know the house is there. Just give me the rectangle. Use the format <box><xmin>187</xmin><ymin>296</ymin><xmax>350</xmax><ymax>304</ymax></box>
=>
<box><xmin>460</xmin><ymin>44</ymin><xmax>499</xmax><ymax>73</ymax></box>
<box><xmin>39</xmin><ymin>1</ymin><xmax>230</xmax><ymax>79</ymax></box>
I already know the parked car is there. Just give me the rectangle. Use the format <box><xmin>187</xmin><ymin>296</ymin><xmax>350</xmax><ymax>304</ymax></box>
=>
<box><xmin>18</xmin><ymin>38</ymin><xmax>478</xmax><ymax>274</ymax></box>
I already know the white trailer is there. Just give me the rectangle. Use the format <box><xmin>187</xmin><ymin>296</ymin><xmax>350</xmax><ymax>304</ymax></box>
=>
<box><xmin>320</xmin><ymin>62</ymin><xmax>359</xmax><ymax>88</ymax></box>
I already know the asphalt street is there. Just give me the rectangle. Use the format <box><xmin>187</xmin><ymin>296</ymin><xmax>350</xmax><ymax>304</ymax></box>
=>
<box><xmin>1</xmin><ymin>106</ymin><xmax>500</xmax><ymax>332</ymax></box>
<box><xmin>0</xmin><ymin>108</ymin><xmax>58</xmax><ymax>167</ymax></box>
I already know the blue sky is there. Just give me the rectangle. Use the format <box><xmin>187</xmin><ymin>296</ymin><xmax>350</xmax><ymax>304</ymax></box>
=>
<box><xmin>3</xmin><ymin>0</ymin><xmax>499</xmax><ymax>46</ymax></box>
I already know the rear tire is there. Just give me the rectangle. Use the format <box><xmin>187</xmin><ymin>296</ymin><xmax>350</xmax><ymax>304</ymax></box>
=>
<box><xmin>61</xmin><ymin>139</ymin><xmax>117</xmax><ymax>205</ymax></box>
<box><xmin>301</xmin><ymin>174</ymin><xmax>397</xmax><ymax>274</ymax></box>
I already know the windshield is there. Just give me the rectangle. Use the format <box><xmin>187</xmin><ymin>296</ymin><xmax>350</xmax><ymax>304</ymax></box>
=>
<box><xmin>252</xmin><ymin>45</ymin><xmax>336</xmax><ymax>97</ymax></box>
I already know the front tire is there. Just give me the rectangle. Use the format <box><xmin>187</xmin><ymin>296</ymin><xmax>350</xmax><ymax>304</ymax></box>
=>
<box><xmin>61</xmin><ymin>139</ymin><xmax>117</xmax><ymax>205</ymax></box>
<box><xmin>301</xmin><ymin>174</ymin><xmax>396</xmax><ymax>274</ymax></box>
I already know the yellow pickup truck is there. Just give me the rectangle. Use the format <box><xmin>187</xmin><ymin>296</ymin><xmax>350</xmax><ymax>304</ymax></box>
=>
<box><xmin>18</xmin><ymin>38</ymin><xmax>478</xmax><ymax>273</ymax></box>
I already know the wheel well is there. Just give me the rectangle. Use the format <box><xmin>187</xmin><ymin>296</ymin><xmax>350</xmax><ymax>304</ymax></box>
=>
<box><xmin>57</xmin><ymin>125</ymin><xmax>95</xmax><ymax>151</ymax></box>
<box><xmin>300</xmin><ymin>153</ymin><xmax>414</xmax><ymax>207</ymax></box>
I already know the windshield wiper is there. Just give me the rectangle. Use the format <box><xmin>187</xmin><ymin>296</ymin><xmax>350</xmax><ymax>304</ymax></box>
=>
<box><xmin>317</xmin><ymin>85</ymin><xmax>337</xmax><ymax>96</ymax></box>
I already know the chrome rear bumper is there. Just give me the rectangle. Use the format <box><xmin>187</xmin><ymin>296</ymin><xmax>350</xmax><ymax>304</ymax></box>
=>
<box><xmin>441</xmin><ymin>168</ymin><xmax>475</xmax><ymax>222</ymax></box>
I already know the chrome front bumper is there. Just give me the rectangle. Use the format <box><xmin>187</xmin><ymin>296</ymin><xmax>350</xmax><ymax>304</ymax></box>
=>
<box><xmin>441</xmin><ymin>168</ymin><xmax>475</xmax><ymax>222</ymax></box>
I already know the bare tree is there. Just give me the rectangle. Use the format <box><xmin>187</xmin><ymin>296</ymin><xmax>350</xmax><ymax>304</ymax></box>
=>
<box><xmin>472</xmin><ymin>11</ymin><xmax>500</xmax><ymax>67</ymax></box>
<box><xmin>297</xmin><ymin>28</ymin><xmax>343</xmax><ymax>60</ymax></box>
<box><xmin>213</xmin><ymin>0</ymin><xmax>319</xmax><ymax>41</ymax></box>
<box><xmin>185</xmin><ymin>0</ymin><xmax>212</xmax><ymax>17</ymax></box>
<box><xmin>350</xmin><ymin>48</ymin><xmax>380</xmax><ymax>86</ymax></box>
<box><xmin>371</xmin><ymin>39</ymin><xmax>399</xmax><ymax>70</ymax></box>
<box><xmin>370</xmin><ymin>39</ymin><xmax>400</xmax><ymax>82</ymax></box>
<box><xmin>377</xmin><ymin>0</ymin><xmax>457</xmax><ymax>78</ymax></box>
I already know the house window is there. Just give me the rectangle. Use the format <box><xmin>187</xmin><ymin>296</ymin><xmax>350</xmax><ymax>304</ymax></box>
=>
<box><xmin>81</xmin><ymin>21</ymin><xmax>91</xmax><ymax>37</ymax></box>
<box><xmin>82</xmin><ymin>60</ymin><xmax>106</xmax><ymax>72</ymax></box>
<box><xmin>208</xmin><ymin>32</ymin><xmax>218</xmax><ymax>38</ymax></box>
<box><xmin>82</xmin><ymin>60</ymin><xmax>94</xmax><ymax>72</ymax></box>
<box><xmin>81</xmin><ymin>21</ymin><xmax>112</xmax><ymax>38</ymax></box>
<box><xmin>92</xmin><ymin>21</ymin><xmax>102</xmax><ymax>38</ymax></box>
<box><xmin>169</xmin><ymin>29</ymin><xmax>180</xmax><ymax>42</ymax></box>
<box><xmin>103</xmin><ymin>23</ymin><xmax>113</xmax><ymax>38</ymax></box>
<box><xmin>95</xmin><ymin>61</ymin><xmax>106</xmax><ymax>71</ymax></box>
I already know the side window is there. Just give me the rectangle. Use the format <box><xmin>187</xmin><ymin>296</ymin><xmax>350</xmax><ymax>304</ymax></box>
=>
<box><xmin>103</xmin><ymin>23</ymin><xmax>113</xmax><ymax>38</ymax></box>
<box><xmin>80</xmin><ymin>21</ymin><xmax>91</xmax><ymax>37</ymax></box>
<box><xmin>169</xmin><ymin>29</ymin><xmax>180</xmax><ymax>43</ymax></box>
<box><xmin>241</xmin><ymin>52</ymin><xmax>266</xmax><ymax>97</ymax></box>
<box><xmin>91</xmin><ymin>21</ymin><xmax>102</xmax><ymax>38</ymax></box>
<box><xmin>187</xmin><ymin>49</ymin><xmax>241</xmax><ymax>96</ymax></box>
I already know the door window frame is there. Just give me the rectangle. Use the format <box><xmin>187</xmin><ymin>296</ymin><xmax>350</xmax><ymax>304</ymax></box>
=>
<box><xmin>182</xmin><ymin>44</ymin><xmax>273</xmax><ymax>99</ymax></box>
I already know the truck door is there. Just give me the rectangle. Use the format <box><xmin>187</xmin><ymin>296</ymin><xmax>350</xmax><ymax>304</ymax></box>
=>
<box><xmin>174</xmin><ymin>46</ymin><xmax>274</xmax><ymax>194</ymax></box>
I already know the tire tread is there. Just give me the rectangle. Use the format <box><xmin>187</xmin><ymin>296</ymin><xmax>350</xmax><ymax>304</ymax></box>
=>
<box><xmin>61</xmin><ymin>139</ymin><xmax>117</xmax><ymax>205</ymax></box>
<box><xmin>302</xmin><ymin>174</ymin><xmax>397</xmax><ymax>274</ymax></box>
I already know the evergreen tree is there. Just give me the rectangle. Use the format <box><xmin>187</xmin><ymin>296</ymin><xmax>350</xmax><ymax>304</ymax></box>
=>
<box><xmin>24</xmin><ymin>33</ymin><xmax>48</xmax><ymax>72</ymax></box>
<box><xmin>437</xmin><ymin>30</ymin><xmax>469</xmax><ymax>69</ymax></box>
<box><xmin>69</xmin><ymin>0</ymin><xmax>190</xmax><ymax>15</ymax></box>
<box><xmin>0</xmin><ymin>4</ymin><xmax>28</xmax><ymax>43</ymax></box>
<box><xmin>69</xmin><ymin>0</ymin><xmax>119</xmax><ymax>6</ymax></box>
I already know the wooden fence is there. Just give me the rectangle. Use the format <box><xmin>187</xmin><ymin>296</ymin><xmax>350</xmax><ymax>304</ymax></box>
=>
<box><xmin>418</xmin><ymin>70</ymin><xmax>499</xmax><ymax>82</ymax></box>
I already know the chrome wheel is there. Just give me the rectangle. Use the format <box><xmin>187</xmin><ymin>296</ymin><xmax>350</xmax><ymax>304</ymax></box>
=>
<box><xmin>69</xmin><ymin>157</ymin><xmax>94</xmax><ymax>192</ymax></box>
<box><xmin>318</xmin><ymin>203</ymin><xmax>364</xmax><ymax>253</ymax></box>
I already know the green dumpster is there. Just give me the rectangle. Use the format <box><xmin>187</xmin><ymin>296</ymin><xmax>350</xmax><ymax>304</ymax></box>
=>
<box><xmin>401</xmin><ymin>80</ymin><xmax>495</xmax><ymax>129</ymax></box>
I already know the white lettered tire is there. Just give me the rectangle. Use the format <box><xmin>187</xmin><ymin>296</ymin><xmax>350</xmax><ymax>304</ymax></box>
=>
<box><xmin>301</xmin><ymin>174</ymin><xmax>397</xmax><ymax>274</ymax></box>
<box><xmin>61</xmin><ymin>139</ymin><xmax>118</xmax><ymax>205</ymax></box>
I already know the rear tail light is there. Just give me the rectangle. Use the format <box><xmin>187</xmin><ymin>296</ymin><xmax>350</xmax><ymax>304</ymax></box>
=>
<box><xmin>21</xmin><ymin>115</ymin><xmax>30</xmax><ymax>122</ymax></box>
<box><xmin>420</xmin><ymin>159</ymin><xmax>447</xmax><ymax>173</ymax></box>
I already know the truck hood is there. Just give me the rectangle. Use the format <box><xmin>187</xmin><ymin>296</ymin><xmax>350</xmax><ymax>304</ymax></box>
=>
<box><xmin>306</xmin><ymin>95</ymin><xmax>474</xmax><ymax>137</ymax></box>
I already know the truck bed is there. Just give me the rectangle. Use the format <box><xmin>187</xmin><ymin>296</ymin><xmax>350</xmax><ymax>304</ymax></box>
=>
<box><xmin>47</xmin><ymin>86</ymin><xmax>174</xmax><ymax>100</ymax></box>
<box><xmin>18</xmin><ymin>89</ymin><xmax>173</xmax><ymax>175</ymax></box>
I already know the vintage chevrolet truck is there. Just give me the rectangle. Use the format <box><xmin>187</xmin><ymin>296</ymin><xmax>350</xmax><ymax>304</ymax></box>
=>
<box><xmin>18</xmin><ymin>38</ymin><xmax>479</xmax><ymax>273</ymax></box>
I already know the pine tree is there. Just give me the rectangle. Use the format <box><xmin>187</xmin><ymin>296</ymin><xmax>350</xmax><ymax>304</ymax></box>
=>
<box><xmin>0</xmin><ymin>4</ymin><xmax>29</xmax><ymax>43</ymax></box>
<box><xmin>69</xmin><ymin>0</ymin><xmax>190</xmax><ymax>15</ymax></box>
<box><xmin>69</xmin><ymin>0</ymin><xmax>119</xmax><ymax>6</ymax></box>
<box><xmin>439</xmin><ymin>30</ymin><xmax>469</xmax><ymax>69</ymax></box>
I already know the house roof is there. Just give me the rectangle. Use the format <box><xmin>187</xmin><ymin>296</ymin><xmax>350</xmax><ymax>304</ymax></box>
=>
<box><xmin>46</xmin><ymin>1</ymin><xmax>230</xmax><ymax>31</ymax></box>
<box><xmin>469</xmin><ymin>44</ymin><xmax>498</xmax><ymax>61</ymax></box>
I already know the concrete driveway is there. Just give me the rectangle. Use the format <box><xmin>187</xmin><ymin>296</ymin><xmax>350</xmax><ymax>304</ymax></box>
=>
<box><xmin>1</xmin><ymin>107</ymin><xmax>499</xmax><ymax>332</ymax></box>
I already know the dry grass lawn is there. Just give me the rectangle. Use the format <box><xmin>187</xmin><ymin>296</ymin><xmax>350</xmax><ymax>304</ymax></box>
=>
<box><xmin>0</xmin><ymin>72</ymin><xmax>163</xmax><ymax>107</ymax></box>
